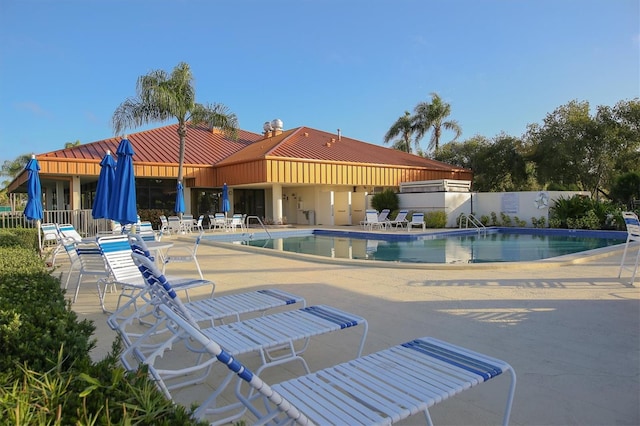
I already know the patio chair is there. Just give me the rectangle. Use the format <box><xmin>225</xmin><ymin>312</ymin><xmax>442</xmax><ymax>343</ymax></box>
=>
<box><xmin>228</xmin><ymin>213</ymin><xmax>245</xmax><ymax>231</ymax></box>
<box><xmin>209</xmin><ymin>213</ymin><xmax>226</xmax><ymax>231</ymax></box>
<box><xmin>182</xmin><ymin>214</ymin><xmax>194</xmax><ymax>233</ymax></box>
<box><xmin>361</xmin><ymin>209</ymin><xmax>386</xmax><ymax>231</ymax></box>
<box><xmin>162</xmin><ymin>231</ymin><xmax>205</xmax><ymax>279</ymax></box>
<box><xmin>194</xmin><ymin>215</ymin><xmax>205</xmax><ymax>232</ymax></box>
<box><xmin>167</xmin><ymin>216</ymin><xmax>182</xmax><ymax>234</ymax></box>
<box><xmin>159</xmin><ymin>215</ymin><xmax>170</xmax><ymax>236</ymax></box>
<box><xmin>97</xmin><ymin>235</ymin><xmax>214</xmax><ymax>313</ymax></box>
<box><xmin>407</xmin><ymin>212</ymin><xmax>426</xmax><ymax>232</ymax></box>
<box><xmin>60</xmin><ymin>237</ymin><xmax>80</xmax><ymax>292</ymax></box>
<box><xmin>120</xmin><ymin>252</ymin><xmax>368</xmax><ymax>425</ymax></box>
<box><xmin>155</xmin><ymin>294</ymin><xmax>516</xmax><ymax>426</ymax></box>
<box><xmin>387</xmin><ymin>209</ymin><xmax>409</xmax><ymax>229</ymax></box>
<box><xmin>618</xmin><ymin>211</ymin><xmax>640</xmax><ymax>285</ymax></box>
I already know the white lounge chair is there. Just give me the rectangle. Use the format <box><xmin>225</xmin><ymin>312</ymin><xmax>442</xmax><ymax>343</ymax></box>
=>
<box><xmin>194</xmin><ymin>215</ymin><xmax>205</xmax><ymax>232</ymax></box>
<box><xmin>618</xmin><ymin>211</ymin><xmax>640</xmax><ymax>285</ymax></box>
<box><xmin>97</xmin><ymin>235</ymin><xmax>215</xmax><ymax>313</ymax></box>
<box><xmin>41</xmin><ymin>222</ymin><xmax>64</xmax><ymax>266</ymax></box>
<box><xmin>155</xmin><ymin>292</ymin><xmax>516</xmax><ymax>426</ymax></box>
<box><xmin>57</xmin><ymin>223</ymin><xmax>85</xmax><ymax>243</ymax></box>
<box><xmin>122</xmin><ymin>252</ymin><xmax>368</xmax><ymax>425</ymax></box>
<box><xmin>408</xmin><ymin>212</ymin><xmax>426</xmax><ymax>232</ymax></box>
<box><xmin>377</xmin><ymin>208</ymin><xmax>390</xmax><ymax>222</ymax></box>
<box><xmin>361</xmin><ymin>209</ymin><xmax>386</xmax><ymax>231</ymax></box>
<box><xmin>387</xmin><ymin>209</ymin><xmax>409</xmax><ymax>229</ymax></box>
<box><xmin>72</xmin><ymin>240</ymin><xmax>111</xmax><ymax>304</ymax></box>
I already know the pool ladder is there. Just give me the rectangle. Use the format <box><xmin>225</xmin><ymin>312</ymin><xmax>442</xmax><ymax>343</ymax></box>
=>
<box><xmin>245</xmin><ymin>215</ymin><xmax>272</xmax><ymax>239</ymax></box>
<box><xmin>459</xmin><ymin>213</ymin><xmax>487</xmax><ymax>234</ymax></box>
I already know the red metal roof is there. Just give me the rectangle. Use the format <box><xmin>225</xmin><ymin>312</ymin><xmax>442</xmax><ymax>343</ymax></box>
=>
<box><xmin>220</xmin><ymin>127</ymin><xmax>466</xmax><ymax>171</ymax></box>
<box><xmin>40</xmin><ymin>123</ymin><xmax>262</xmax><ymax>165</ymax></box>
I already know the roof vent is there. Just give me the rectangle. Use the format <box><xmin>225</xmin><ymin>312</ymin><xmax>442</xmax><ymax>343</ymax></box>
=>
<box><xmin>271</xmin><ymin>119</ymin><xmax>283</xmax><ymax>130</ymax></box>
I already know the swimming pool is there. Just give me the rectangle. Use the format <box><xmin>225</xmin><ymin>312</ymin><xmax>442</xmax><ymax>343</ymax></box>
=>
<box><xmin>203</xmin><ymin>228</ymin><xmax>626</xmax><ymax>264</ymax></box>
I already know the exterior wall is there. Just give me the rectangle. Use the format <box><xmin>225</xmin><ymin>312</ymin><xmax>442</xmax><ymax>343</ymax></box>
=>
<box><xmin>396</xmin><ymin>190</ymin><xmax>590</xmax><ymax>228</ymax></box>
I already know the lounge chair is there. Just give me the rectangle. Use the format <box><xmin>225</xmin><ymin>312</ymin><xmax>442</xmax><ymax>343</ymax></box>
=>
<box><xmin>41</xmin><ymin>222</ymin><xmax>64</xmax><ymax>266</ymax></box>
<box><xmin>97</xmin><ymin>235</ymin><xmax>215</xmax><ymax>313</ymax></box>
<box><xmin>57</xmin><ymin>223</ymin><xmax>85</xmax><ymax>243</ymax></box>
<box><xmin>182</xmin><ymin>214</ymin><xmax>194</xmax><ymax>233</ymax></box>
<box><xmin>161</xmin><ymin>231</ymin><xmax>205</xmax><ymax>280</ymax></box>
<box><xmin>407</xmin><ymin>212</ymin><xmax>426</xmax><ymax>232</ymax></box>
<box><xmin>361</xmin><ymin>209</ymin><xmax>386</xmax><ymax>231</ymax></box>
<box><xmin>387</xmin><ymin>209</ymin><xmax>409</xmax><ymax>229</ymax></box>
<box><xmin>154</xmin><ymin>289</ymin><xmax>516</xmax><ymax>426</ymax></box>
<box><xmin>72</xmin><ymin>240</ymin><xmax>111</xmax><ymax>304</ymax></box>
<box><xmin>377</xmin><ymin>208</ymin><xmax>390</xmax><ymax>222</ymax></box>
<box><xmin>121</xmin><ymin>252</ymin><xmax>368</xmax><ymax>425</ymax></box>
<box><xmin>618</xmin><ymin>211</ymin><xmax>640</xmax><ymax>285</ymax></box>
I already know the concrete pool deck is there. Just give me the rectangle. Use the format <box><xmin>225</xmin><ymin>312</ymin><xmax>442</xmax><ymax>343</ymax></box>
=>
<box><xmin>60</xmin><ymin>226</ymin><xmax>640</xmax><ymax>425</ymax></box>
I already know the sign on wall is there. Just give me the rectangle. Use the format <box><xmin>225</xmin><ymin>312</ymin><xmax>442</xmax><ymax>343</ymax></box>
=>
<box><xmin>501</xmin><ymin>193</ymin><xmax>519</xmax><ymax>214</ymax></box>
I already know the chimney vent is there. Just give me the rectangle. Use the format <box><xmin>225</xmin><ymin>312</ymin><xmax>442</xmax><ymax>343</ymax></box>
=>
<box><xmin>337</xmin><ymin>129</ymin><xmax>341</xmax><ymax>140</ymax></box>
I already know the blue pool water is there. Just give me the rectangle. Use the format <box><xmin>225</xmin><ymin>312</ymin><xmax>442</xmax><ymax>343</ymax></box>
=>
<box><xmin>219</xmin><ymin>228</ymin><xmax>625</xmax><ymax>264</ymax></box>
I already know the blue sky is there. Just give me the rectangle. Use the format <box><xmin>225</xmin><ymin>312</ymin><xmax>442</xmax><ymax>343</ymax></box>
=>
<box><xmin>1</xmin><ymin>0</ymin><xmax>638</xmax><ymax>177</ymax></box>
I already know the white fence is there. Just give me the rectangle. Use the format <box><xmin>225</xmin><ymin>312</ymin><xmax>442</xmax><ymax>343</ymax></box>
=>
<box><xmin>0</xmin><ymin>209</ymin><xmax>109</xmax><ymax>237</ymax></box>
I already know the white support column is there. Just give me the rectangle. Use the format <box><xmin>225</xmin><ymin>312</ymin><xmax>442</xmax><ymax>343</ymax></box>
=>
<box><xmin>55</xmin><ymin>181</ymin><xmax>65</xmax><ymax>210</ymax></box>
<box><xmin>70</xmin><ymin>176</ymin><xmax>81</xmax><ymax>210</ymax></box>
<box><xmin>272</xmin><ymin>184</ymin><xmax>283</xmax><ymax>224</ymax></box>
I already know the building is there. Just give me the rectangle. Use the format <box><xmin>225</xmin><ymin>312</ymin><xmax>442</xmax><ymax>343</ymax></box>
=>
<box><xmin>8</xmin><ymin>119</ymin><xmax>472</xmax><ymax>226</ymax></box>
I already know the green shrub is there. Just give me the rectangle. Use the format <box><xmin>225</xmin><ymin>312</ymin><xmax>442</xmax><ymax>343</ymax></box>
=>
<box><xmin>424</xmin><ymin>211</ymin><xmax>447</xmax><ymax>228</ymax></box>
<box><xmin>0</xmin><ymin>228</ymin><xmax>39</xmax><ymax>251</ymax></box>
<box><xmin>371</xmin><ymin>189</ymin><xmax>399</xmax><ymax>212</ymax></box>
<box><xmin>549</xmin><ymin>195</ymin><xmax>619</xmax><ymax>229</ymax></box>
<box><xmin>0</xmin><ymin>245</ymin><xmax>205</xmax><ymax>425</ymax></box>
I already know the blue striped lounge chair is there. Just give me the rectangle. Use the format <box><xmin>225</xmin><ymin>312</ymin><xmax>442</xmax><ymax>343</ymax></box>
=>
<box><xmin>120</xmin><ymin>252</ymin><xmax>368</xmax><ymax>425</ymax></box>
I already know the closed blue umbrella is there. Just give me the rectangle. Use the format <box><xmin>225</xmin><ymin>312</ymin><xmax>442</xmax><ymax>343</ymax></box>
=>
<box><xmin>175</xmin><ymin>182</ymin><xmax>185</xmax><ymax>214</ymax></box>
<box><xmin>92</xmin><ymin>150</ymin><xmax>116</xmax><ymax>219</ymax></box>
<box><xmin>111</xmin><ymin>138</ymin><xmax>138</xmax><ymax>225</ymax></box>
<box><xmin>24</xmin><ymin>155</ymin><xmax>43</xmax><ymax>253</ymax></box>
<box><xmin>222</xmin><ymin>183</ymin><xmax>230</xmax><ymax>216</ymax></box>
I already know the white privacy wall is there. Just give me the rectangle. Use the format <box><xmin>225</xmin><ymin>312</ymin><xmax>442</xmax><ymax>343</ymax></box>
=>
<box><xmin>395</xmin><ymin>191</ymin><xmax>590</xmax><ymax>227</ymax></box>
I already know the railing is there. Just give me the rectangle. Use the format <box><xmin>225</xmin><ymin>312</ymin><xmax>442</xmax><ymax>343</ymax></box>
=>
<box><xmin>0</xmin><ymin>209</ymin><xmax>109</xmax><ymax>237</ymax></box>
<box><xmin>245</xmin><ymin>215</ymin><xmax>272</xmax><ymax>239</ymax></box>
<box><xmin>459</xmin><ymin>213</ymin><xmax>487</xmax><ymax>234</ymax></box>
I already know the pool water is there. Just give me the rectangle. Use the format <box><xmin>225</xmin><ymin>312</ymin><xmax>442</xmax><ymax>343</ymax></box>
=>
<box><xmin>241</xmin><ymin>230</ymin><xmax>624</xmax><ymax>264</ymax></box>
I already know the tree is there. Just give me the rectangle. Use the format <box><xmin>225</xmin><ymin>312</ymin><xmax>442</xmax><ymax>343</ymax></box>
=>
<box><xmin>64</xmin><ymin>140</ymin><xmax>81</xmax><ymax>149</ymax></box>
<box><xmin>525</xmin><ymin>99</ymin><xmax>640</xmax><ymax>195</ymax></box>
<box><xmin>412</xmin><ymin>92</ymin><xmax>462</xmax><ymax>154</ymax></box>
<box><xmin>383</xmin><ymin>111</ymin><xmax>415</xmax><ymax>153</ymax></box>
<box><xmin>1</xmin><ymin>153</ymin><xmax>32</xmax><ymax>208</ymax></box>
<box><xmin>112</xmin><ymin>61</ymin><xmax>239</xmax><ymax>214</ymax></box>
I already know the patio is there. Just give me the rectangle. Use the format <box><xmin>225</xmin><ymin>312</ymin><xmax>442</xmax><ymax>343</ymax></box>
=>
<box><xmin>59</xmin><ymin>231</ymin><xmax>639</xmax><ymax>425</ymax></box>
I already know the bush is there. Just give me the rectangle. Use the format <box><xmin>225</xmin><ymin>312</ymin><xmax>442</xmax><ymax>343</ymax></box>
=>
<box><xmin>549</xmin><ymin>195</ymin><xmax>619</xmax><ymax>230</ymax></box>
<box><xmin>0</xmin><ymin>228</ymin><xmax>39</xmax><ymax>251</ymax></box>
<box><xmin>0</xmin><ymin>237</ymin><xmax>205</xmax><ymax>425</ymax></box>
<box><xmin>424</xmin><ymin>211</ymin><xmax>447</xmax><ymax>228</ymax></box>
<box><xmin>371</xmin><ymin>189</ymin><xmax>399</xmax><ymax>212</ymax></box>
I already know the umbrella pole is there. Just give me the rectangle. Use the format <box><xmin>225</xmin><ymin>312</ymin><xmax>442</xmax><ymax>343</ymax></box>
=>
<box><xmin>37</xmin><ymin>219</ymin><xmax>42</xmax><ymax>257</ymax></box>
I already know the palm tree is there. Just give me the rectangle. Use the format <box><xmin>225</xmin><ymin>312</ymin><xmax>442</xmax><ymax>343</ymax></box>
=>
<box><xmin>112</xmin><ymin>61</ymin><xmax>239</xmax><ymax>215</ymax></box>
<box><xmin>383</xmin><ymin>111</ymin><xmax>415</xmax><ymax>153</ymax></box>
<box><xmin>412</xmin><ymin>92</ymin><xmax>462</xmax><ymax>154</ymax></box>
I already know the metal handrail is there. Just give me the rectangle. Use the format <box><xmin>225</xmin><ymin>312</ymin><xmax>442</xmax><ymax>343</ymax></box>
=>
<box><xmin>459</xmin><ymin>213</ymin><xmax>487</xmax><ymax>233</ymax></box>
<box><xmin>245</xmin><ymin>215</ymin><xmax>272</xmax><ymax>239</ymax></box>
